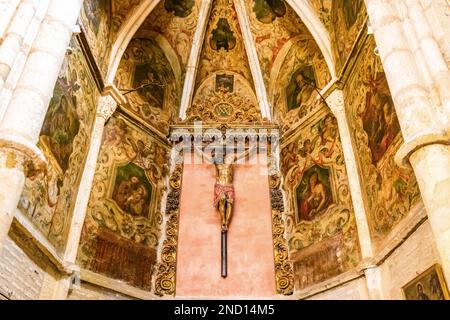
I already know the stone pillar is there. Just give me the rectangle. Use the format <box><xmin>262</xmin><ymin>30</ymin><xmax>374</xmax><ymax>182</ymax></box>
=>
<box><xmin>327</xmin><ymin>90</ymin><xmax>384</xmax><ymax>300</ymax></box>
<box><xmin>399</xmin><ymin>0</ymin><xmax>450</xmax><ymax>123</ymax></box>
<box><xmin>63</xmin><ymin>85</ymin><xmax>125</xmax><ymax>265</ymax></box>
<box><xmin>0</xmin><ymin>0</ymin><xmax>83</xmax><ymax>254</ymax></box>
<box><xmin>0</xmin><ymin>0</ymin><xmax>50</xmax><ymax>118</ymax></box>
<box><xmin>366</xmin><ymin>0</ymin><xmax>450</xmax><ymax>284</ymax></box>
<box><xmin>0</xmin><ymin>0</ymin><xmax>21</xmax><ymax>39</ymax></box>
<box><xmin>0</xmin><ymin>0</ymin><xmax>46</xmax><ymax>90</ymax></box>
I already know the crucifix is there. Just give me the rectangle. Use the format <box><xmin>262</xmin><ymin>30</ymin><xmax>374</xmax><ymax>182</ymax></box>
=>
<box><xmin>213</xmin><ymin>162</ymin><xmax>235</xmax><ymax>278</ymax></box>
<box><xmin>197</xmin><ymin>146</ymin><xmax>255</xmax><ymax>279</ymax></box>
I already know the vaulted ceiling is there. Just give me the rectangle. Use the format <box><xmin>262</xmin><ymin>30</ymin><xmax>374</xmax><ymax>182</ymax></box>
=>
<box><xmin>80</xmin><ymin>0</ymin><xmax>366</xmax><ymax>131</ymax></box>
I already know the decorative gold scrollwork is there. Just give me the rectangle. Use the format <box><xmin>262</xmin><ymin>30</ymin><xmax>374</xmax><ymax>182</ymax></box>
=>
<box><xmin>269</xmin><ymin>173</ymin><xmax>294</xmax><ymax>295</ymax></box>
<box><xmin>154</xmin><ymin>164</ymin><xmax>183</xmax><ymax>296</ymax></box>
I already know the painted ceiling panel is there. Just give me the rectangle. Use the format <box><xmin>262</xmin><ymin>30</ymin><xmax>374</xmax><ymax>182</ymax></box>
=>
<box><xmin>195</xmin><ymin>0</ymin><xmax>255</xmax><ymax>92</ymax></box>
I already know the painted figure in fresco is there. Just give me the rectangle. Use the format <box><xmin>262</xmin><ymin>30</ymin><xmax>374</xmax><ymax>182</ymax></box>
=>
<box><xmin>416</xmin><ymin>283</ymin><xmax>430</xmax><ymax>300</ymax></box>
<box><xmin>216</xmin><ymin>74</ymin><xmax>234</xmax><ymax>93</ymax></box>
<box><xmin>253</xmin><ymin>0</ymin><xmax>286</xmax><ymax>24</ymax></box>
<box><xmin>113</xmin><ymin>164</ymin><xmax>152</xmax><ymax>217</ymax></box>
<box><xmin>164</xmin><ymin>0</ymin><xmax>195</xmax><ymax>18</ymax></box>
<box><xmin>134</xmin><ymin>63</ymin><xmax>165</xmax><ymax>108</ymax></box>
<box><xmin>130</xmin><ymin>39</ymin><xmax>174</xmax><ymax>109</ymax></box>
<box><xmin>362</xmin><ymin>69</ymin><xmax>401</xmax><ymax>165</ymax></box>
<box><xmin>286</xmin><ymin>66</ymin><xmax>317</xmax><ymax>112</ymax></box>
<box><xmin>41</xmin><ymin>94</ymin><xmax>80</xmax><ymax>173</ymax></box>
<box><xmin>316</xmin><ymin>114</ymin><xmax>339</xmax><ymax>159</ymax></box>
<box><xmin>214</xmin><ymin>163</ymin><xmax>235</xmax><ymax>231</ymax></box>
<box><xmin>210</xmin><ymin>18</ymin><xmax>237</xmax><ymax>51</ymax></box>
<box><xmin>296</xmin><ymin>166</ymin><xmax>333</xmax><ymax>222</ymax></box>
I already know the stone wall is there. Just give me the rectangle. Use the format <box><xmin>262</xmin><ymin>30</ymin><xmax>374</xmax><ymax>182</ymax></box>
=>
<box><xmin>380</xmin><ymin>220</ymin><xmax>441</xmax><ymax>300</ymax></box>
<box><xmin>0</xmin><ymin>236</ymin><xmax>45</xmax><ymax>300</ymax></box>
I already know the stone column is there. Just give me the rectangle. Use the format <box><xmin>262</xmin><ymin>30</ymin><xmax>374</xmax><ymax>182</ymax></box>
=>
<box><xmin>327</xmin><ymin>89</ymin><xmax>384</xmax><ymax>300</ymax></box>
<box><xmin>63</xmin><ymin>85</ymin><xmax>125</xmax><ymax>266</ymax></box>
<box><xmin>365</xmin><ymin>0</ymin><xmax>450</xmax><ymax>284</ymax></box>
<box><xmin>0</xmin><ymin>0</ymin><xmax>21</xmax><ymax>39</ymax></box>
<box><xmin>399</xmin><ymin>0</ymin><xmax>450</xmax><ymax>123</ymax></box>
<box><xmin>0</xmin><ymin>0</ymin><xmax>83</xmax><ymax>254</ymax></box>
<box><xmin>0</xmin><ymin>0</ymin><xmax>46</xmax><ymax>90</ymax></box>
<box><xmin>0</xmin><ymin>0</ymin><xmax>51</xmax><ymax>118</ymax></box>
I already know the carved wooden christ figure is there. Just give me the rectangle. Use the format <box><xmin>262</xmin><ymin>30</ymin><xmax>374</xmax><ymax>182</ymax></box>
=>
<box><xmin>213</xmin><ymin>161</ymin><xmax>235</xmax><ymax>279</ymax></box>
<box><xmin>214</xmin><ymin>163</ymin><xmax>235</xmax><ymax>232</ymax></box>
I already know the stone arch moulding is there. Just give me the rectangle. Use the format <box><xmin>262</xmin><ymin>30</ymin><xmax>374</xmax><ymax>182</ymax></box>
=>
<box><xmin>286</xmin><ymin>0</ymin><xmax>335</xmax><ymax>79</ymax></box>
<box><xmin>106</xmin><ymin>0</ymin><xmax>162</xmax><ymax>84</ymax></box>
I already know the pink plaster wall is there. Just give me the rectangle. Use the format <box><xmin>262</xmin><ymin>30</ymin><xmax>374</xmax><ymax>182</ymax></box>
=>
<box><xmin>175</xmin><ymin>153</ymin><xmax>276</xmax><ymax>298</ymax></box>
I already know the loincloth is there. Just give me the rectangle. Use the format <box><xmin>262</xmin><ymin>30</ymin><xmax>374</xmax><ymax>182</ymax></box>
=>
<box><xmin>213</xmin><ymin>183</ymin><xmax>235</xmax><ymax>207</ymax></box>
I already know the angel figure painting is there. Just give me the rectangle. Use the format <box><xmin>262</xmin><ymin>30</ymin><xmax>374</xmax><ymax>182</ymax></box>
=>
<box><xmin>295</xmin><ymin>165</ymin><xmax>333</xmax><ymax>222</ymax></box>
<box><xmin>112</xmin><ymin>163</ymin><xmax>153</xmax><ymax>217</ymax></box>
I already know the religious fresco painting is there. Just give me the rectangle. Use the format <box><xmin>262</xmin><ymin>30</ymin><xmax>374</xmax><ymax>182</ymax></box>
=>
<box><xmin>362</xmin><ymin>70</ymin><xmax>401</xmax><ymax>165</ymax></box>
<box><xmin>273</xmin><ymin>40</ymin><xmax>330</xmax><ymax>132</ymax></box>
<box><xmin>185</xmin><ymin>0</ymin><xmax>259</xmax><ymax>124</ymax></box>
<box><xmin>112</xmin><ymin>163</ymin><xmax>153</xmax><ymax>218</ymax></box>
<box><xmin>139</xmin><ymin>0</ymin><xmax>201</xmax><ymax>76</ymax></box>
<box><xmin>19</xmin><ymin>37</ymin><xmax>98</xmax><ymax>252</ymax></box>
<box><xmin>281</xmin><ymin>107</ymin><xmax>360</xmax><ymax>290</ymax></box>
<box><xmin>286</xmin><ymin>65</ymin><xmax>317</xmax><ymax>112</ymax></box>
<box><xmin>245</xmin><ymin>0</ymin><xmax>330</xmax><ymax>102</ymax></box>
<box><xmin>115</xmin><ymin>38</ymin><xmax>178</xmax><ymax>136</ymax></box>
<box><xmin>295</xmin><ymin>165</ymin><xmax>333</xmax><ymax>222</ymax></box>
<box><xmin>195</xmin><ymin>0</ymin><xmax>254</xmax><ymax>89</ymax></box>
<box><xmin>78</xmin><ymin>115</ymin><xmax>169</xmax><ymax>291</ymax></box>
<box><xmin>344</xmin><ymin>37</ymin><xmax>421</xmax><ymax>247</ymax></box>
<box><xmin>331</xmin><ymin>0</ymin><xmax>366</xmax><ymax>74</ymax></box>
<box><xmin>215</xmin><ymin>74</ymin><xmax>234</xmax><ymax>93</ymax></box>
<box><xmin>164</xmin><ymin>0</ymin><xmax>195</xmax><ymax>18</ymax></box>
<box><xmin>132</xmin><ymin>60</ymin><xmax>166</xmax><ymax>109</ymax></box>
<box><xmin>41</xmin><ymin>78</ymin><xmax>80</xmax><ymax>173</ymax></box>
<box><xmin>80</xmin><ymin>0</ymin><xmax>112</xmax><ymax>75</ymax></box>
<box><xmin>210</xmin><ymin>18</ymin><xmax>237</xmax><ymax>51</ymax></box>
<box><xmin>402</xmin><ymin>265</ymin><xmax>449</xmax><ymax>300</ymax></box>
<box><xmin>253</xmin><ymin>0</ymin><xmax>287</xmax><ymax>24</ymax></box>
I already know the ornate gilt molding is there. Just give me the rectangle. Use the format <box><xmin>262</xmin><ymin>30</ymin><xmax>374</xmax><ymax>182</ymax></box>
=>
<box><xmin>268</xmin><ymin>172</ymin><xmax>294</xmax><ymax>296</ymax></box>
<box><xmin>154</xmin><ymin>163</ymin><xmax>183</xmax><ymax>297</ymax></box>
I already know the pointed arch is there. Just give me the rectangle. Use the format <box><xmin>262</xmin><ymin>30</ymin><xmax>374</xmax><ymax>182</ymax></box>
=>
<box><xmin>106</xmin><ymin>0</ymin><xmax>162</xmax><ymax>84</ymax></box>
<box><xmin>286</xmin><ymin>0</ymin><xmax>336</xmax><ymax>78</ymax></box>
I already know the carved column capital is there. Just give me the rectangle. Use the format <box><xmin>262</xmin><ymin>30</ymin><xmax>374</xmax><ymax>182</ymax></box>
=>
<box><xmin>96</xmin><ymin>84</ymin><xmax>127</xmax><ymax>120</ymax></box>
<box><xmin>96</xmin><ymin>95</ymin><xmax>117</xmax><ymax>120</ymax></box>
<box><xmin>326</xmin><ymin>89</ymin><xmax>345</xmax><ymax>117</ymax></box>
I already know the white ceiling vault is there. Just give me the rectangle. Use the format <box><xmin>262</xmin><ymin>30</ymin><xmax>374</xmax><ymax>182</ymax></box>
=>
<box><xmin>105</xmin><ymin>0</ymin><xmax>335</xmax><ymax>120</ymax></box>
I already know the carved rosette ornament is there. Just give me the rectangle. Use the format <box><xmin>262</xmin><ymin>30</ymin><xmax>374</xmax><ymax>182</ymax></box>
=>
<box><xmin>269</xmin><ymin>172</ymin><xmax>294</xmax><ymax>295</ymax></box>
<box><xmin>154</xmin><ymin>164</ymin><xmax>183</xmax><ymax>296</ymax></box>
